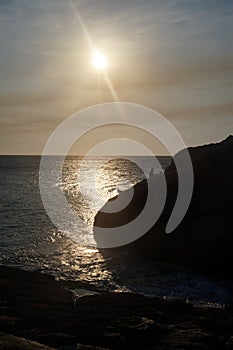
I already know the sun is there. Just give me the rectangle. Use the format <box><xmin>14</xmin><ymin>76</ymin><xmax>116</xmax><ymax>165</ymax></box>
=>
<box><xmin>91</xmin><ymin>50</ymin><xmax>108</xmax><ymax>71</ymax></box>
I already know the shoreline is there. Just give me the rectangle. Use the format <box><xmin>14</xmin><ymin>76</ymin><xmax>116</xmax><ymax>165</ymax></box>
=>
<box><xmin>2</xmin><ymin>253</ymin><xmax>233</xmax><ymax>306</ymax></box>
<box><xmin>1</xmin><ymin>266</ymin><xmax>233</xmax><ymax>349</ymax></box>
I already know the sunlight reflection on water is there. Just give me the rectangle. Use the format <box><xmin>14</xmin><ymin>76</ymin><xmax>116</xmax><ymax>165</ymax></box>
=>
<box><xmin>61</xmin><ymin>156</ymin><xmax>150</xmax><ymax>244</ymax></box>
<box><xmin>2</xmin><ymin>156</ymin><xmax>232</xmax><ymax>304</ymax></box>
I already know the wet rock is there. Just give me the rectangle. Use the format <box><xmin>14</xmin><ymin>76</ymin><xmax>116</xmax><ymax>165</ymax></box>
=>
<box><xmin>0</xmin><ymin>332</ymin><xmax>55</xmax><ymax>350</ymax></box>
<box><xmin>0</xmin><ymin>267</ymin><xmax>232</xmax><ymax>350</ymax></box>
<box><xmin>76</xmin><ymin>345</ymin><xmax>110</xmax><ymax>350</ymax></box>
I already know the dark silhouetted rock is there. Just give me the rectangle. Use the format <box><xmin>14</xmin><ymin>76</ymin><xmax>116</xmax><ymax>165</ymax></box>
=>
<box><xmin>1</xmin><ymin>267</ymin><xmax>233</xmax><ymax>349</ymax></box>
<box><xmin>94</xmin><ymin>136</ymin><xmax>233</xmax><ymax>276</ymax></box>
<box><xmin>0</xmin><ymin>332</ymin><xmax>55</xmax><ymax>350</ymax></box>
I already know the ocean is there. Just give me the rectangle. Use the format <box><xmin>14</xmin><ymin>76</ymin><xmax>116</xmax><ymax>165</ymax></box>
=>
<box><xmin>0</xmin><ymin>155</ymin><xmax>232</xmax><ymax>305</ymax></box>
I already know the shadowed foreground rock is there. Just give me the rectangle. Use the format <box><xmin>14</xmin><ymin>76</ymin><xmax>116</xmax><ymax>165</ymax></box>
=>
<box><xmin>94</xmin><ymin>136</ymin><xmax>233</xmax><ymax>276</ymax></box>
<box><xmin>1</xmin><ymin>266</ymin><xmax>233</xmax><ymax>349</ymax></box>
<box><xmin>0</xmin><ymin>333</ymin><xmax>55</xmax><ymax>350</ymax></box>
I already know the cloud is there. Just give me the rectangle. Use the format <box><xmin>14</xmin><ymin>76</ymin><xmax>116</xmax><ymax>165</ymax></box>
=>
<box><xmin>0</xmin><ymin>0</ymin><xmax>232</xmax><ymax>153</ymax></box>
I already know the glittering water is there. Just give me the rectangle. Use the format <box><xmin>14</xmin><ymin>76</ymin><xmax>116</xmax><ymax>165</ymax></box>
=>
<box><xmin>0</xmin><ymin>155</ymin><xmax>232</xmax><ymax>304</ymax></box>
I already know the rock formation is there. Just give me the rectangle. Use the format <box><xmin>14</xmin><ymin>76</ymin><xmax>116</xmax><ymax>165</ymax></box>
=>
<box><xmin>1</xmin><ymin>266</ymin><xmax>233</xmax><ymax>350</ymax></box>
<box><xmin>94</xmin><ymin>136</ymin><xmax>233</xmax><ymax>276</ymax></box>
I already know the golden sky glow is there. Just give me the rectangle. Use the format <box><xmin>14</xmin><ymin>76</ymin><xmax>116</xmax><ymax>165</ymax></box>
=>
<box><xmin>0</xmin><ymin>0</ymin><xmax>232</xmax><ymax>154</ymax></box>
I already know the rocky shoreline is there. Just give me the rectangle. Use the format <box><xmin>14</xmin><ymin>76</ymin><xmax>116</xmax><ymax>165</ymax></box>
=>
<box><xmin>0</xmin><ymin>266</ymin><xmax>233</xmax><ymax>349</ymax></box>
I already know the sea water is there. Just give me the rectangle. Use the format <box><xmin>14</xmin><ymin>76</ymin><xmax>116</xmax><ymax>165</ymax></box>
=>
<box><xmin>0</xmin><ymin>155</ymin><xmax>232</xmax><ymax>304</ymax></box>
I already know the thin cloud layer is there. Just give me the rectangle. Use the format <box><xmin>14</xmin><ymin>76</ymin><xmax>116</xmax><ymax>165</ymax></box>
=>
<box><xmin>0</xmin><ymin>0</ymin><xmax>232</xmax><ymax>153</ymax></box>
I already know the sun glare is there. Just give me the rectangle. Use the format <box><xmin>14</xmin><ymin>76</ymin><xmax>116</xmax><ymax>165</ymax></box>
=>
<box><xmin>92</xmin><ymin>50</ymin><xmax>108</xmax><ymax>71</ymax></box>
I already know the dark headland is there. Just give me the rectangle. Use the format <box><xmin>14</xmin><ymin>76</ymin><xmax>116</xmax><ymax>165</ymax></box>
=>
<box><xmin>94</xmin><ymin>135</ymin><xmax>233</xmax><ymax>278</ymax></box>
<box><xmin>1</xmin><ymin>136</ymin><xmax>233</xmax><ymax>349</ymax></box>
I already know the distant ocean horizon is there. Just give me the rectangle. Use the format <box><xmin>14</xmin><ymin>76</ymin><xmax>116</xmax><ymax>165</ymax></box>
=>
<box><xmin>0</xmin><ymin>155</ymin><xmax>233</xmax><ymax>305</ymax></box>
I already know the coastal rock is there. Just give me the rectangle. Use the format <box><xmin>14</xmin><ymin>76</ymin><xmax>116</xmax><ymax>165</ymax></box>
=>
<box><xmin>0</xmin><ymin>332</ymin><xmax>55</xmax><ymax>350</ymax></box>
<box><xmin>1</xmin><ymin>267</ymin><xmax>233</xmax><ymax>350</ymax></box>
<box><xmin>76</xmin><ymin>345</ymin><xmax>111</xmax><ymax>350</ymax></box>
<box><xmin>94</xmin><ymin>136</ymin><xmax>233</xmax><ymax>275</ymax></box>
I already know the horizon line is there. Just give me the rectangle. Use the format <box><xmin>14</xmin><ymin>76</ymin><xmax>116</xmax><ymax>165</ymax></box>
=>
<box><xmin>0</xmin><ymin>154</ymin><xmax>171</xmax><ymax>157</ymax></box>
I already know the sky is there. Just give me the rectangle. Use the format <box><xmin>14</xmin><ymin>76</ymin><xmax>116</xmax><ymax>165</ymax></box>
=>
<box><xmin>0</xmin><ymin>0</ymin><xmax>233</xmax><ymax>154</ymax></box>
